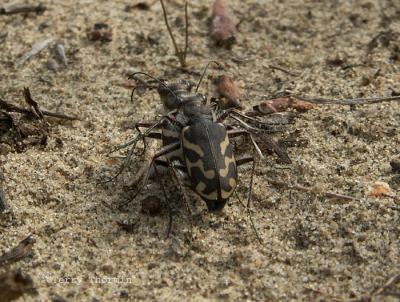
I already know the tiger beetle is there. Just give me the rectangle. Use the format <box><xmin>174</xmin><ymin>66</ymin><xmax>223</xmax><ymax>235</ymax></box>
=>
<box><xmin>113</xmin><ymin>64</ymin><xmax>290</xmax><ymax>242</ymax></box>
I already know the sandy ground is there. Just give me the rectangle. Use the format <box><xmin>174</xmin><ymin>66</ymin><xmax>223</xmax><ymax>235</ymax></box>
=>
<box><xmin>0</xmin><ymin>0</ymin><xmax>399</xmax><ymax>301</ymax></box>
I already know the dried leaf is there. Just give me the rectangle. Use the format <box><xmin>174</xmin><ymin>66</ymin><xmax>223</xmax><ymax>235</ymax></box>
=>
<box><xmin>367</xmin><ymin>182</ymin><xmax>391</xmax><ymax>197</ymax></box>
<box><xmin>254</xmin><ymin>98</ymin><xmax>314</xmax><ymax>114</ymax></box>
<box><xmin>0</xmin><ymin>234</ymin><xmax>36</xmax><ymax>266</ymax></box>
<box><xmin>17</xmin><ymin>37</ymin><xmax>54</xmax><ymax>66</ymax></box>
<box><xmin>216</xmin><ymin>75</ymin><xmax>241</xmax><ymax>108</ymax></box>
<box><xmin>211</xmin><ymin>0</ymin><xmax>236</xmax><ymax>48</ymax></box>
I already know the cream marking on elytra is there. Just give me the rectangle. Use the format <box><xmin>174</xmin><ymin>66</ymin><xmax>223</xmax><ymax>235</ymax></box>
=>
<box><xmin>219</xmin><ymin>133</ymin><xmax>230</xmax><ymax>155</ymax></box>
<box><xmin>195</xmin><ymin>182</ymin><xmax>218</xmax><ymax>200</ymax></box>
<box><xmin>219</xmin><ymin>155</ymin><xmax>236</xmax><ymax>177</ymax></box>
<box><xmin>186</xmin><ymin>158</ymin><xmax>216</xmax><ymax>179</ymax></box>
<box><xmin>220</xmin><ymin>178</ymin><xmax>237</xmax><ymax>199</ymax></box>
<box><xmin>182</xmin><ymin>128</ymin><xmax>205</xmax><ymax>157</ymax></box>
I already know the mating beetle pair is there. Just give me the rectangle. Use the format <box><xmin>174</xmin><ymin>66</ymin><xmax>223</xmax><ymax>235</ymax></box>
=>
<box><xmin>126</xmin><ymin>71</ymin><xmax>258</xmax><ymax>212</ymax></box>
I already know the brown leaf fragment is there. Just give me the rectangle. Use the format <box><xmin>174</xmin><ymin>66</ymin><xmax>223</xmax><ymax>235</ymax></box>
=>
<box><xmin>87</xmin><ymin>23</ymin><xmax>112</xmax><ymax>42</ymax></box>
<box><xmin>23</xmin><ymin>88</ymin><xmax>43</xmax><ymax>119</ymax></box>
<box><xmin>216</xmin><ymin>75</ymin><xmax>242</xmax><ymax>109</ymax></box>
<box><xmin>0</xmin><ymin>270</ymin><xmax>36</xmax><ymax>302</ymax></box>
<box><xmin>211</xmin><ymin>0</ymin><xmax>236</xmax><ymax>48</ymax></box>
<box><xmin>254</xmin><ymin>98</ymin><xmax>314</xmax><ymax>114</ymax></box>
<box><xmin>0</xmin><ymin>234</ymin><xmax>36</xmax><ymax>266</ymax></box>
<box><xmin>367</xmin><ymin>181</ymin><xmax>391</xmax><ymax>197</ymax></box>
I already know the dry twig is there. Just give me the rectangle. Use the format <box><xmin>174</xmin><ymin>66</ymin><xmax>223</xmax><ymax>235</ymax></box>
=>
<box><xmin>0</xmin><ymin>90</ymin><xmax>78</xmax><ymax>121</ymax></box>
<box><xmin>160</xmin><ymin>0</ymin><xmax>189</xmax><ymax>68</ymax></box>
<box><xmin>268</xmin><ymin>179</ymin><xmax>357</xmax><ymax>202</ymax></box>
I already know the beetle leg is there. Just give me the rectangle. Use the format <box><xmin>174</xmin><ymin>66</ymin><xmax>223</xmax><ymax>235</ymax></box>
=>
<box><xmin>168</xmin><ymin>160</ymin><xmax>193</xmax><ymax>239</ymax></box>
<box><xmin>235</xmin><ymin>156</ymin><xmax>254</xmax><ymax>167</ymax></box>
<box><xmin>154</xmin><ymin>159</ymin><xmax>186</xmax><ymax>172</ymax></box>
<box><xmin>227</xmin><ymin>129</ymin><xmax>264</xmax><ymax>159</ymax></box>
<box><xmin>234</xmin><ymin>157</ymin><xmax>263</xmax><ymax>244</ymax></box>
<box><xmin>152</xmin><ymin>163</ymin><xmax>173</xmax><ymax>238</ymax></box>
<box><xmin>118</xmin><ymin>142</ymin><xmax>181</xmax><ymax>209</ymax></box>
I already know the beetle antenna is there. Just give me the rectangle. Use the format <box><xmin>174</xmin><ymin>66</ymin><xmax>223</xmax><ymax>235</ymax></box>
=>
<box><xmin>129</xmin><ymin>72</ymin><xmax>181</xmax><ymax>102</ymax></box>
<box><xmin>195</xmin><ymin>60</ymin><xmax>222</xmax><ymax>93</ymax></box>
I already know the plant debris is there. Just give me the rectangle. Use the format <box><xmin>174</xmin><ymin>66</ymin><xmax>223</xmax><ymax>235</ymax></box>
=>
<box><xmin>159</xmin><ymin>0</ymin><xmax>189</xmax><ymax>68</ymax></box>
<box><xmin>125</xmin><ymin>1</ymin><xmax>156</xmax><ymax>11</ymax></box>
<box><xmin>87</xmin><ymin>23</ymin><xmax>112</xmax><ymax>42</ymax></box>
<box><xmin>0</xmin><ymin>89</ymin><xmax>78</xmax><ymax>120</ymax></box>
<box><xmin>0</xmin><ymin>3</ymin><xmax>46</xmax><ymax>15</ymax></box>
<box><xmin>55</xmin><ymin>43</ymin><xmax>68</xmax><ymax>67</ymax></box>
<box><xmin>0</xmin><ymin>234</ymin><xmax>36</xmax><ymax>266</ymax></box>
<box><xmin>254</xmin><ymin>97</ymin><xmax>314</xmax><ymax>114</ymax></box>
<box><xmin>210</xmin><ymin>0</ymin><xmax>236</xmax><ymax>48</ymax></box>
<box><xmin>16</xmin><ymin>37</ymin><xmax>54</xmax><ymax>66</ymax></box>
<box><xmin>251</xmin><ymin>132</ymin><xmax>292</xmax><ymax>164</ymax></box>
<box><xmin>0</xmin><ymin>270</ymin><xmax>36</xmax><ymax>302</ymax></box>
<box><xmin>367</xmin><ymin>181</ymin><xmax>391</xmax><ymax>197</ymax></box>
<box><xmin>140</xmin><ymin>195</ymin><xmax>162</xmax><ymax>215</ymax></box>
<box><xmin>216</xmin><ymin>75</ymin><xmax>242</xmax><ymax>109</ymax></box>
<box><xmin>23</xmin><ymin>88</ymin><xmax>44</xmax><ymax>119</ymax></box>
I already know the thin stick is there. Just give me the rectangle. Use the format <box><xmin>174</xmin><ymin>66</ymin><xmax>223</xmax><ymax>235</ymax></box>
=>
<box><xmin>168</xmin><ymin>161</ymin><xmax>193</xmax><ymax>238</ymax></box>
<box><xmin>184</xmin><ymin>1</ymin><xmax>189</xmax><ymax>63</ymax></box>
<box><xmin>160</xmin><ymin>0</ymin><xmax>186</xmax><ymax>67</ymax></box>
<box><xmin>294</xmin><ymin>95</ymin><xmax>400</xmax><ymax>105</ymax></box>
<box><xmin>269</xmin><ymin>64</ymin><xmax>299</xmax><ymax>77</ymax></box>
<box><xmin>268</xmin><ymin>179</ymin><xmax>358</xmax><ymax>202</ymax></box>
<box><xmin>153</xmin><ymin>163</ymin><xmax>173</xmax><ymax>238</ymax></box>
<box><xmin>0</xmin><ymin>97</ymin><xmax>78</xmax><ymax>120</ymax></box>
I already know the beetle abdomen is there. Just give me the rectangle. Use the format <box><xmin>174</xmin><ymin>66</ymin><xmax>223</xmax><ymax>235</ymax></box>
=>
<box><xmin>181</xmin><ymin>119</ymin><xmax>237</xmax><ymax>210</ymax></box>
